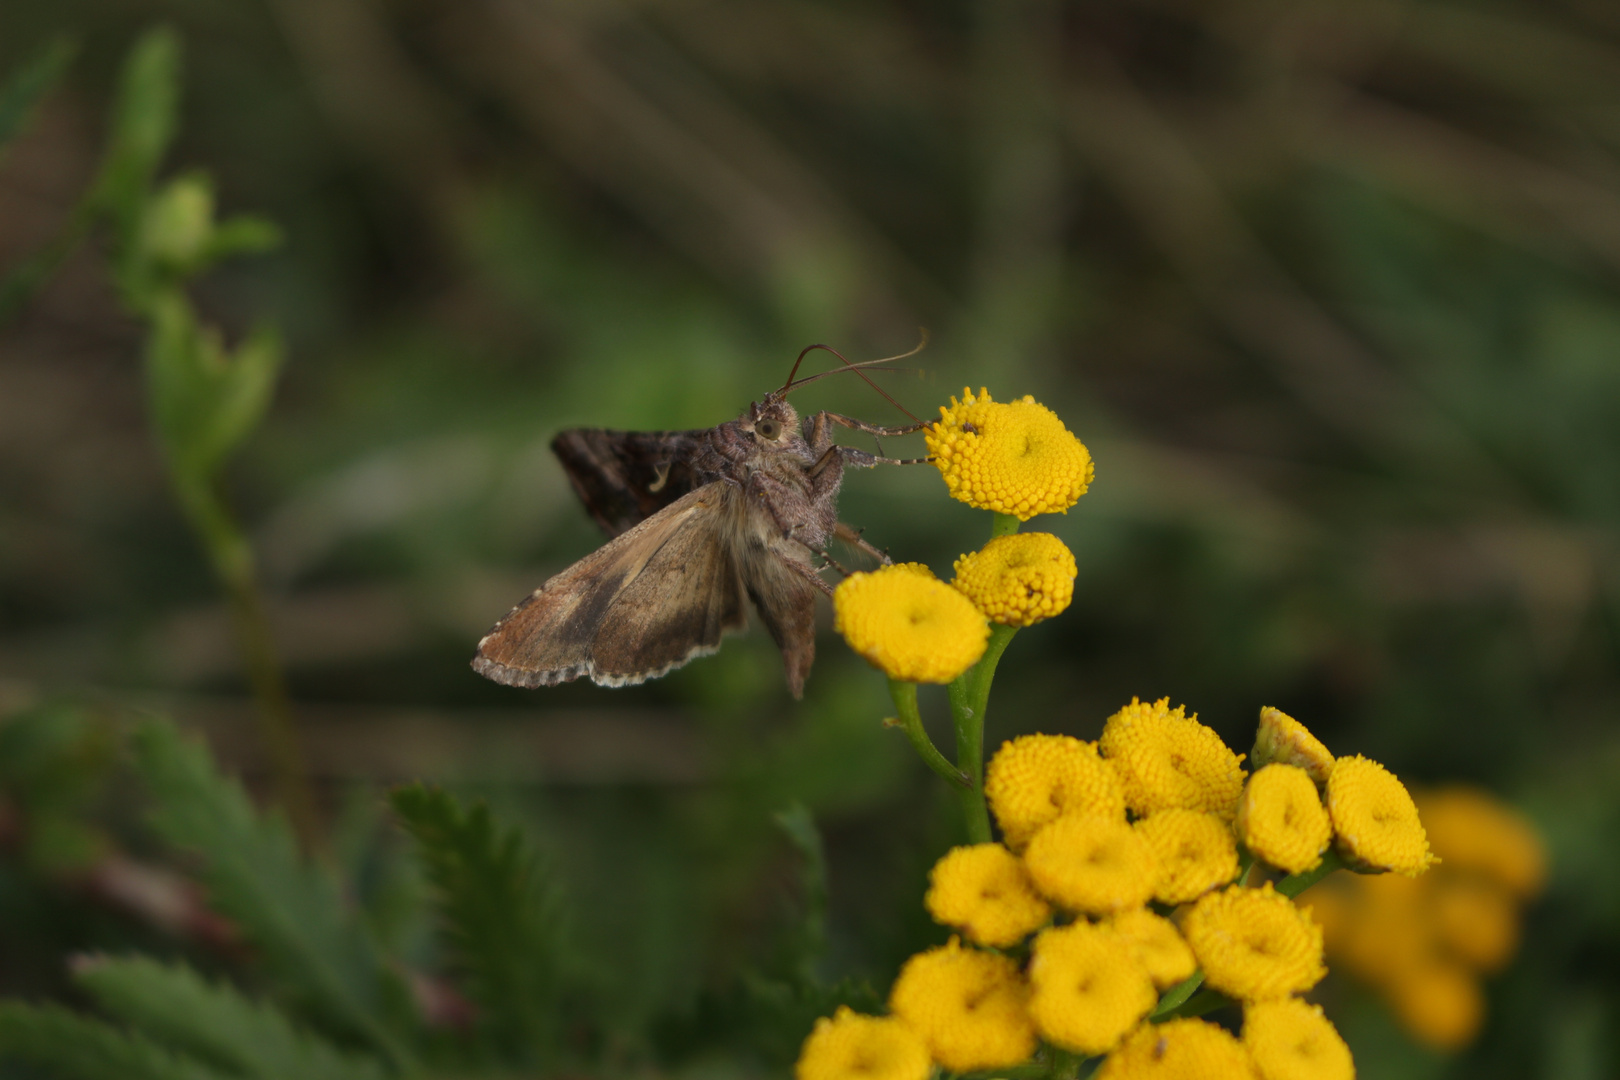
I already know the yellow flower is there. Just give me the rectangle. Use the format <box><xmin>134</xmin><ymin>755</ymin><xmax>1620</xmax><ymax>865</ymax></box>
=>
<box><xmin>1095</xmin><ymin>1018</ymin><xmax>1258</xmax><ymax>1079</ymax></box>
<box><xmin>888</xmin><ymin>938</ymin><xmax>1036</xmax><ymax>1072</ymax></box>
<box><xmin>1312</xmin><ymin>873</ymin><xmax>1431</xmax><ymax>986</ymax></box>
<box><xmin>1326</xmin><ymin>755</ymin><xmax>1436</xmax><ymax>876</ymax></box>
<box><xmin>1242</xmin><ymin>998</ymin><xmax>1354</xmax><ymax>1080</ymax></box>
<box><xmin>1250</xmin><ymin>706</ymin><xmax>1335</xmax><ymax>787</ymax></box>
<box><xmin>1385</xmin><ymin>959</ymin><xmax>1484</xmax><ymax>1051</ymax></box>
<box><xmin>1237</xmin><ymin>764</ymin><xmax>1332</xmax><ymax>875</ymax></box>
<box><xmin>1023</xmin><ymin>813</ymin><xmax>1160</xmax><ymax>915</ymax></box>
<box><xmin>1182</xmin><ymin>883</ymin><xmax>1326</xmax><ymax>1001</ymax></box>
<box><xmin>1417</xmin><ymin>786</ymin><xmax>1547</xmax><ymax>899</ymax></box>
<box><xmin>1431</xmin><ymin>875</ymin><xmax>1519</xmax><ymax>972</ymax></box>
<box><xmin>1134</xmin><ymin>809</ymin><xmax>1239</xmax><ymax>905</ymax></box>
<box><xmin>795</xmin><ymin>1007</ymin><xmax>931</xmax><ymax>1080</ymax></box>
<box><xmin>1027</xmin><ymin>923</ymin><xmax>1157</xmax><ymax>1055</ymax></box>
<box><xmin>925</xmin><ymin>387</ymin><xmax>1093</xmax><ymax>520</ymax></box>
<box><xmin>834</xmin><ymin>565</ymin><xmax>989</xmax><ymax>683</ymax></box>
<box><xmin>1100</xmin><ymin>698</ymin><xmax>1247</xmax><ymax>821</ymax></box>
<box><xmin>951</xmin><ymin>533</ymin><xmax>1077</xmax><ymax>627</ymax></box>
<box><xmin>1106</xmin><ymin>908</ymin><xmax>1197</xmax><ymax>990</ymax></box>
<box><xmin>925</xmin><ymin>844</ymin><xmax>1051</xmax><ymax>947</ymax></box>
<box><xmin>985</xmin><ymin>734</ymin><xmax>1126</xmax><ymax>850</ymax></box>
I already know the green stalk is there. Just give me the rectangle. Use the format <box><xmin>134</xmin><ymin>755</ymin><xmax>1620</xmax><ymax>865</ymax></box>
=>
<box><xmin>889</xmin><ymin>680</ymin><xmax>970</xmax><ymax>790</ymax></box>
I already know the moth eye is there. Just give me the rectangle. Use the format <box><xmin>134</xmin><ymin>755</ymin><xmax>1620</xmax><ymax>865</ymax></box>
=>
<box><xmin>756</xmin><ymin>418</ymin><xmax>783</xmax><ymax>440</ymax></box>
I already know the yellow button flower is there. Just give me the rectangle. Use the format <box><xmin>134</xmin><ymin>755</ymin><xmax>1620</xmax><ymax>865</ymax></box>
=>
<box><xmin>951</xmin><ymin>533</ymin><xmax>1077</xmax><ymax>627</ymax></box>
<box><xmin>1095</xmin><ymin>1018</ymin><xmax>1258</xmax><ymax>1079</ymax></box>
<box><xmin>925</xmin><ymin>387</ymin><xmax>1093</xmax><ymax>520</ymax></box>
<box><xmin>1326</xmin><ymin>755</ymin><xmax>1436</xmax><ymax>876</ymax></box>
<box><xmin>1028</xmin><ymin>923</ymin><xmax>1157</xmax><ymax>1055</ymax></box>
<box><xmin>888</xmin><ymin>938</ymin><xmax>1036</xmax><ymax>1072</ymax></box>
<box><xmin>795</xmin><ymin>1007</ymin><xmax>931</xmax><ymax>1080</ymax></box>
<box><xmin>1250</xmin><ymin>706</ymin><xmax>1335</xmax><ymax>787</ymax></box>
<box><xmin>1106</xmin><ymin>908</ymin><xmax>1197</xmax><ymax>990</ymax></box>
<box><xmin>1237</xmin><ymin>764</ymin><xmax>1333</xmax><ymax>875</ymax></box>
<box><xmin>1242</xmin><ymin>998</ymin><xmax>1354</xmax><ymax>1080</ymax></box>
<box><xmin>1385</xmin><ymin>959</ymin><xmax>1483</xmax><ymax>1051</ymax></box>
<box><xmin>1431</xmin><ymin>875</ymin><xmax>1519</xmax><ymax>972</ymax></box>
<box><xmin>984</xmin><ymin>734</ymin><xmax>1126</xmax><ymax>850</ymax></box>
<box><xmin>834</xmin><ymin>565</ymin><xmax>989</xmax><ymax>683</ymax></box>
<box><xmin>1023</xmin><ymin>813</ymin><xmax>1160</xmax><ymax>916</ymax></box>
<box><xmin>1182</xmin><ymin>883</ymin><xmax>1326</xmax><ymax>1001</ymax></box>
<box><xmin>1100</xmin><ymin>697</ymin><xmax>1247</xmax><ymax>821</ymax></box>
<box><xmin>1416</xmin><ymin>786</ymin><xmax>1547</xmax><ymax>899</ymax></box>
<box><xmin>924</xmin><ymin>843</ymin><xmax>1051</xmax><ymax>947</ymax></box>
<box><xmin>1134</xmin><ymin>809</ymin><xmax>1239</xmax><ymax>905</ymax></box>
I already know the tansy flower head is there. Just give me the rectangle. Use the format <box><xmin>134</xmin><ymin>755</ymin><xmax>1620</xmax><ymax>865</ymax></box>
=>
<box><xmin>1237</xmin><ymin>764</ymin><xmax>1333</xmax><ymax>875</ymax></box>
<box><xmin>795</xmin><ymin>1007</ymin><xmax>931</xmax><ymax>1080</ymax></box>
<box><xmin>925</xmin><ymin>387</ymin><xmax>1093</xmax><ymax>520</ymax></box>
<box><xmin>1134</xmin><ymin>809</ymin><xmax>1239</xmax><ymax>905</ymax></box>
<box><xmin>1182</xmin><ymin>883</ymin><xmax>1326</xmax><ymax>1000</ymax></box>
<box><xmin>1431</xmin><ymin>875</ymin><xmax>1519</xmax><ymax>972</ymax></box>
<box><xmin>1313</xmin><ymin>873</ymin><xmax>1431</xmax><ymax>986</ymax></box>
<box><xmin>1095</xmin><ymin>1017</ymin><xmax>1258</xmax><ymax>1079</ymax></box>
<box><xmin>1417</xmin><ymin>786</ymin><xmax>1547</xmax><ymax>899</ymax></box>
<box><xmin>834</xmin><ymin>565</ymin><xmax>989</xmax><ymax>683</ymax></box>
<box><xmin>985</xmin><ymin>734</ymin><xmax>1126</xmax><ymax>850</ymax></box>
<box><xmin>1250</xmin><ymin>706</ymin><xmax>1335</xmax><ymax>787</ymax></box>
<box><xmin>888</xmin><ymin>938</ymin><xmax>1036</xmax><ymax>1072</ymax></box>
<box><xmin>925</xmin><ymin>843</ymin><xmax>1051</xmax><ymax>947</ymax></box>
<box><xmin>1326</xmin><ymin>755</ymin><xmax>1436</xmax><ymax>876</ymax></box>
<box><xmin>1028</xmin><ymin>923</ymin><xmax>1156</xmax><ymax>1055</ymax></box>
<box><xmin>1023</xmin><ymin>813</ymin><xmax>1160</xmax><ymax>915</ymax></box>
<box><xmin>1106</xmin><ymin>908</ymin><xmax>1197</xmax><ymax>989</ymax></box>
<box><xmin>1242</xmin><ymin>998</ymin><xmax>1354</xmax><ymax>1080</ymax></box>
<box><xmin>951</xmin><ymin>533</ymin><xmax>1077</xmax><ymax>627</ymax></box>
<box><xmin>1385</xmin><ymin>958</ymin><xmax>1484</xmax><ymax>1051</ymax></box>
<box><xmin>1100</xmin><ymin>698</ymin><xmax>1247</xmax><ymax>820</ymax></box>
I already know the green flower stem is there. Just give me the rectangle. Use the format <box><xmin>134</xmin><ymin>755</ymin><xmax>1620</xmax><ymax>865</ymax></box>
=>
<box><xmin>990</xmin><ymin>511</ymin><xmax>1022</xmax><ymax>538</ymax></box>
<box><xmin>1276</xmin><ymin>847</ymin><xmax>1346</xmax><ymax>898</ymax></box>
<box><xmin>948</xmin><ymin>622</ymin><xmax>1017</xmax><ymax>844</ymax></box>
<box><xmin>173</xmin><ymin>474</ymin><xmax>321</xmax><ymax>853</ymax></box>
<box><xmin>889</xmin><ymin>680</ymin><xmax>970</xmax><ymax>790</ymax></box>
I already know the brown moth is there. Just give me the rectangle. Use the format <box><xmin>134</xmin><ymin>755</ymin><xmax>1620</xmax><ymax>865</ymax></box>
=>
<box><xmin>471</xmin><ymin>350</ymin><xmax>923</xmax><ymax>698</ymax></box>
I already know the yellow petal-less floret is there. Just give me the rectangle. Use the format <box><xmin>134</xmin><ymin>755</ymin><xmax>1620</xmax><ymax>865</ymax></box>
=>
<box><xmin>1106</xmin><ymin>908</ymin><xmax>1197</xmax><ymax>989</ymax></box>
<box><xmin>795</xmin><ymin>1007</ymin><xmax>932</xmax><ymax>1080</ymax></box>
<box><xmin>888</xmin><ymin>938</ymin><xmax>1036</xmax><ymax>1072</ymax></box>
<box><xmin>1416</xmin><ymin>786</ymin><xmax>1547</xmax><ymax>899</ymax></box>
<box><xmin>1182</xmin><ymin>883</ymin><xmax>1326</xmax><ymax>1001</ymax></box>
<box><xmin>985</xmin><ymin>734</ymin><xmax>1126</xmax><ymax>850</ymax></box>
<box><xmin>833</xmin><ymin>565</ymin><xmax>989</xmax><ymax>684</ymax></box>
<box><xmin>1238</xmin><ymin>764</ymin><xmax>1333</xmax><ymax>875</ymax></box>
<box><xmin>1100</xmin><ymin>697</ymin><xmax>1247</xmax><ymax>821</ymax></box>
<box><xmin>1326</xmin><ymin>756</ymin><xmax>1436</xmax><ymax>876</ymax></box>
<box><xmin>1250</xmin><ymin>707</ymin><xmax>1335</xmax><ymax>787</ymax></box>
<box><xmin>925</xmin><ymin>844</ymin><xmax>1051</xmax><ymax>947</ymax></box>
<box><xmin>1095</xmin><ymin>1018</ymin><xmax>1259</xmax><ymax>1079</ymax></box>
<box><xmin>1027</xmin><ymin>923</ymin><xmax>1157</xmax><ymax>1055</ymax></box>
<box><xmin>1431</xmin><ymin>875</ymin><xmax>1519</xmax><ymax>972</ymax></box>
<box><xmin>1242</xmin><ymin>998</ymin><xmax>1355</xmax><ymax>1080</ymax></box>
<box><xmin>1133</xmin><ymin>809</ymin><xmax>1239</xmax><ymax>905</ymax></box>
<box><xmin>951</xmin><ymin>533</ymin><xmax>1077</xmax><ymax>627</ymax></box>
<box><xmin>1023</xmin><ymin>813</ymin><xmax>1160</xmax><ymax>915</ymax></box>
<box><xmin>1384</xmin><ymin>959</ymin><xmax>1484</xmax><ymax>1051</ymax></box>
<box><xmin>925</xmin><ymin>388</ymin><xmax>1093</xmax><ymax>520</ymax></box>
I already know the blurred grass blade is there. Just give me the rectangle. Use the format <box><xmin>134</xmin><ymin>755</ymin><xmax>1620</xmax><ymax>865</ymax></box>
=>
<box><xmin>132</xmin><ymin>721</ymin><xmax>413</xmax><ymax>1071</ymax></box>
<box><xmin>73</xmin><ymin>956</ymin><xmax>387</xmax><ymax>1080</ymax></box>
<box><xmin>773</xmin><ymin>802</ymin><xmax>827</xmax><ymax>985</ymax></box>
<box><xmin>0</xmin><ymin>36</ymin><xmax>76</xmax><ymax>157</ymax></box>
<box><xmin>0</xmin><ymin>1002</ymin><xmax>230</xmax><ymax>1080</ymax></box>
<box><xmin>391</xmin><ymin>784</ymin><xmax>566</xmax><ymax>1067</ymax></box>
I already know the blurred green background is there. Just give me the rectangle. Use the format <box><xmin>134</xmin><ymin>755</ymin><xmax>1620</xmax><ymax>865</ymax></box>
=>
<box><xmin>1</xmin><ymin>1</ymin><xmax>1617</xmax><ymax>1077</ymax></box>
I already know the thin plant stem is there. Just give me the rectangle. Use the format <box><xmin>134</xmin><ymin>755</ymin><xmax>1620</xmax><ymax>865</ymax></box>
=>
<box><xmin>1276</xmin><ymin>847</ymin><xmax>1346</xmax><ymax>898</ymax></box>
<box><xmin>889</xmin><ymin>679</ymin><xmax>970</xmax><ymax>789</ymax></box>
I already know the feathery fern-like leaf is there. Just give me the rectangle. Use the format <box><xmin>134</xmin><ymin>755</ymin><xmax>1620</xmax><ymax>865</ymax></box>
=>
<box><xmin>0</xmin><ymin>1001</ymin><xmax>230</xmax><ymax>1080</ymax></box>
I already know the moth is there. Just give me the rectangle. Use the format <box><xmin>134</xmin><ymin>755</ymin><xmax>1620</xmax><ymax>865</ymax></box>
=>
<box><xmin>472</xmin><ymin>349</ymin><xmax>924</xmax><ymax>698</ymax></box>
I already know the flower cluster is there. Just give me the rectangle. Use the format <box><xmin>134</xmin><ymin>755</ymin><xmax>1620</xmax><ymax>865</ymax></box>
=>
<box><xmin>796</xmin><ymin>704</ymin><xmax>1437</xmax><ymax>1078</ymax></box>
<box><xmin>925</xmin><ymin>387</ymin><xmax>1093</xmax><ymax>520</ymax></box>
<box><xmin>1303</xmin><ymin>786</ymin><xmax>1546</xmax><ymax>1050</ymax></box>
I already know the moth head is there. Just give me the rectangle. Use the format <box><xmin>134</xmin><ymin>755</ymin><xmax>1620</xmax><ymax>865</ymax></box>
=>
<box><xmin>749</xmin><ymin>397</ymin><xmax>799</xmax><ymax>443</ymax></box>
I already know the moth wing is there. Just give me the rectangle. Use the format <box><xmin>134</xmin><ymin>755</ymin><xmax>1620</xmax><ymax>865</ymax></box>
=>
<box><xmin>550</xmin><ymin>427</ymin><xmax>706</xmax><ymax>537</ymax></box>
<box><xmin>741</xmin><ymin>551</ymin><xmax>820</xmax><ymax>700</ymax></box>
<box><xmin>472</xmin><ymin>481</ymin><xmax>747</xmax><ymax>689</ymax></box>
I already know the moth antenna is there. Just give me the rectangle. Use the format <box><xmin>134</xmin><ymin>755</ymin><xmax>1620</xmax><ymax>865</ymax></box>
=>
<box><xmin>780</xmin><ymin>330</ymin><xmax>928</xmax><ymax>423</ymax></box>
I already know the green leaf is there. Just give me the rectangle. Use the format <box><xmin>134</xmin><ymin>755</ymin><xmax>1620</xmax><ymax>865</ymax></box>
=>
<box><xmin>0</xmin><ymin>1001</ymin><xmax>229</xmax><ymax>1080</ymax></box>
<box><xmin>131</xmin><ymin>720</ymin><xmax>413</xmax><ymax>1071</ymax></box>
<box><xmin>0</xmin><ymin>36</ymin><xmax>76</xmax><ymax>157</ymax></box>
<box><xmin>390</xmin><ymin>784</ymin><xmax>567</xmax><ymax>1066</ymax></box>
<box><xmin>98</xmin><ymin>27</ymin><xmax>182</xmax><ymax>272</ymax></box>
<box><xmin>73</xmin><ymin>956</ymin><xmax>386</xmax><ymax>1080</ymax></box>
<box><xmin>197</xmin><ymin>324</ymin><xmax>283</xmax><ymax>472</ymax></box>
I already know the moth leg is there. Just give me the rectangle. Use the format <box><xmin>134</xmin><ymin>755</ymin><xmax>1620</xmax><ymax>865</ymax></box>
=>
<box><xmin>812</xmin><ymin>547</ymin><xmax>854</xmax><ymax>577</ymax></box>
<box><xmin>835</xmin><ymin>446</ymin><xmax>931</xmax><ymax>469</ymax></box>
<box><xmin>783</xmin><ymin>547</ymin><xmax>836</xmax><ymax>596</ymax></box>
<box><xmin>818</xmin><ymin>412</ymin><xmax>927</xmax><ymax>438</ymax></box>
<box><xmin>833</xmin><ymin>521</ymin><xmax>891</xmax><ymax>566</ymax></box>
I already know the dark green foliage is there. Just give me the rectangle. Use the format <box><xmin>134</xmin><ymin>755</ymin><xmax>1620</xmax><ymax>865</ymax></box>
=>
<box><xmin>389</xmin><ymin>785</ymin><xmax>565</xmax><ymax>1067</ymax></box>
<box><xmin>0</xmin><ymin>37</ymin><xmax>74</xmax><ymax>157</ymax></box>
<box><xmin>0</xmin><ymin>1003</ymin><xmax>231</xmax><ymax>1080</ymax></box>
